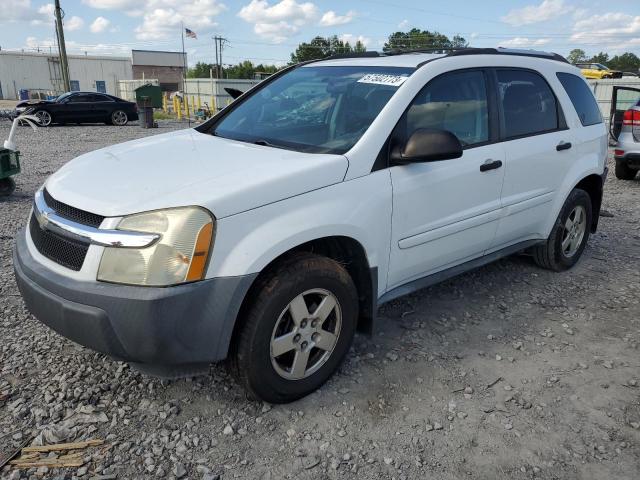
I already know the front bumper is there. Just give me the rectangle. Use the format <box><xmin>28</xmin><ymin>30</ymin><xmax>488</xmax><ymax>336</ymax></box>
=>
<box><xmin>13</xmin><ymin>229</ymin><xmax>256</xmax><ymax>368</ymax></box>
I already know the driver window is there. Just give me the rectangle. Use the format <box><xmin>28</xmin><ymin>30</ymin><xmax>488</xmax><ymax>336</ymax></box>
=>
<box><xmin>406</xmin><ymin>70</ymin><xmax>489</xmax><ymax>147</ymax></box>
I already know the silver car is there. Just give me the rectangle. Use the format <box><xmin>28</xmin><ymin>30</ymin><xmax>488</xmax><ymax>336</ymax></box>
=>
<box><xmin>611</xmin><ymin>86</ymin><xmax>640</xmax><ymax>180</ymax></box>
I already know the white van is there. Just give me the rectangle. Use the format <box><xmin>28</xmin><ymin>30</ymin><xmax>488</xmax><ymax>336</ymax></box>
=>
<box><xmin>14</xmin><ymin>48</ymin><xmax>608</xmax><ymax>403</ymax></box>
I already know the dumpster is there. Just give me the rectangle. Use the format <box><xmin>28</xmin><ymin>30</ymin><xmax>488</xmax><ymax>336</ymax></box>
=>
<box><xmin>134</xmin><ymin>84</ymin><xmax>162</xmax><ymax>108</ymax></box>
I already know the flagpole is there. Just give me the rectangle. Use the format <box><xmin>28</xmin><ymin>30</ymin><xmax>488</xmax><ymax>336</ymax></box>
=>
<box><xmin>181</xmin><ymin>21</ymin><xmax>190</xmax><ymax>127</ymax></box>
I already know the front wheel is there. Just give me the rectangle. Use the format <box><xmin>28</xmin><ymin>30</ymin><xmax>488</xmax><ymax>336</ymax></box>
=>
<box><xmin>111</xmin><ymin>110</ymin><xmax>128</xmax><ymax>126</ymax></box>
<box><xmin>532</xmin><ymin>188</ymin><xmax>592</xmax><ymax>271</ymax></box>
<box><xmin>231</xmin><ymin>253</ymin><xmax>358</xmax><ymax>403</ymax></box>
<box><xmin>33</xmin><ymin>110</ymin><xmax>52</xmax><ymax>127</ymax></box>
<box><xmin>615</xmin><ymin>160</ymin><xmax>637</xmax><ymax>180</ymax></box>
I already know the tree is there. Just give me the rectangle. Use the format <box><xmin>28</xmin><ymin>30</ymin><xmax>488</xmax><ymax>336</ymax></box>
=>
<box><xmin>290</xmin><ymin>35</ymin><xmax>365</xmax><ymax>63</ymax></box>
<box><xmin>608</xmin><ymin>52</ymin><xmax>640</xmax><ymax>73</ymax></box>
<box><xmin>567</xmin><ymin>48</ymin><xmax>587</xmax><ymax>64</ymax></box>
<box><xmin>187</xmin><ymin>60</ymin><xmax>279</xmax><ymax>79</ymax></box>
<box><xmin>383</xmin><ymin>28</ymin><xmax>467</xmax><ymax>52</ymax></box>
<box><xmin>589</xmin><ymin>52</ymin><xmax>610</xmax><ymax>65</ymax></box>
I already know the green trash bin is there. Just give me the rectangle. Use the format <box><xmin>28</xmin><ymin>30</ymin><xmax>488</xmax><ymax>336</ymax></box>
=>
<box><xmin>134</xmin><ymin>84</ymin><xmax>162</xmax><ymax>108</ymax></box>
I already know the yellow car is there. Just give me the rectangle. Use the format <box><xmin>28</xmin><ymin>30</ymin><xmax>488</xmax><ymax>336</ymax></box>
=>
<box><xmin>574</xmin><ymin>63</ymin><xmax>622</xmax><ymax>79</ymax></box>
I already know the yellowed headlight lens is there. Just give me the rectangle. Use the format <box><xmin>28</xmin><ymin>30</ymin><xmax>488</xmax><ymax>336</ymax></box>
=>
<box><xmin>97</xmin><ymin>207</ymin><xmax>215</xmax><ymax>286</ymax></box>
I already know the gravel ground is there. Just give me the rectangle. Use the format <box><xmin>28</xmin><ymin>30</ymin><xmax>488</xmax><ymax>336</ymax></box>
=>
<box><xmin>1</xmin><ymin>121</ymin><xmax>639</xmax><ymax>480</ymax></box>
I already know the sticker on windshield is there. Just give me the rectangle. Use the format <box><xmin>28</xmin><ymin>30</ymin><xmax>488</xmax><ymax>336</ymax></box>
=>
<box><xmin>357</xmin><ymin>74</ymin><xmax>408</xmax><ymax>86</ymax></box>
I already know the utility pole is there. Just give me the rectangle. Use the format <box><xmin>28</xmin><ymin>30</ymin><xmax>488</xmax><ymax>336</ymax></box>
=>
<box><xmin>212</xmin><ymin>36</ymin><xmax>228</xmax><ymax>79</ymax></box>
<box><xmin>54</xmin><ymin>0</ymin><xmax>70</xmax><ymax>92</ymax></box>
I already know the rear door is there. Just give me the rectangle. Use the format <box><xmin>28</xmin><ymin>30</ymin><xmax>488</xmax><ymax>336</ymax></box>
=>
<box><xmin>387</xmin><ymin>69</ymin><xmax>506</xmax><ymax>288</ymax></box>
<box><xmin>89</xmin><ymin>94</ymin><xmax>114</xmax><ymax>122</ymax></box>
<box><xmin>490</xmin><ymin>68</ymin><xmax>578</xmax><ymax>250</ymax></box>
<box><xmin>610</xmin><ymin>86</ymin><xmax>640</xmax><ymax>140</ymax></box>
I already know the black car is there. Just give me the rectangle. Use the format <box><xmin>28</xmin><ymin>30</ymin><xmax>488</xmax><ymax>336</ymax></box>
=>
<box><xmin>16</xmin><ymin>92</ymin><xmax>139</xmax><ymax>127</ymax></box>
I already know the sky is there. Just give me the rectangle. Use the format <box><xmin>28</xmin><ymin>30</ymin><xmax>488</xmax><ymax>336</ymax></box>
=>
<box><xmin>1</xmin><ymin>0</ymin><xmax>639</xmax><ymax>66</ymax></box>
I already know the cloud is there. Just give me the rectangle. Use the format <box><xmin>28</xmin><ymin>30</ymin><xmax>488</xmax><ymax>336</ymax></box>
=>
<box><xmin>502</xmin><ymin>0</ymin><xmax>572</xmax><ymax>27</ymax></box>
<box><xmin>339</xmin><ymin>34</ymin><xmax>370</xmax><ymax>47</ymax></box>
<box><xmin>66</xmin><ymin>16</ymin><xmax>85</xmax><ymax>31</ymax></box>
<box><xmin>499</xmin><ymin>37</ymin><xmax>551</xmax><ymax>48</ymax></box>
<box><xmin>319</xmin><ymin>10</ymin><xmax>355</xmax><ymax>27</ymax></box>
<box><xmin>90</xmin><ymin>16</ymin><xmax>111</xmax><ymax>33</ymax></box>
<box><xmin>398</xmin><ymin>19</ymin><xmax>410</xmax><ymax>30</ymax></box>
<box><xmin>570</xmin><ymin>12</ymin><xmax>640</xmax><ymax>52</ymax></box>
<box><xmin>238</xmin><ymin>0</ymin><xmax>318</xmax><ymax>43</ymax></box>
<box><xmin>1</xmin><ymin>0</ymin><xmax>37</xmax><ymax>23</ymax></box>
<box><xmin>134</xmin><ymin>1</ymin><xmax>226</xmax><ymax>40</ymax></box>
<box><xmin>82</xmin><ymin>0</ymin><xmax>131</xmax><ymax>8</ymax></box>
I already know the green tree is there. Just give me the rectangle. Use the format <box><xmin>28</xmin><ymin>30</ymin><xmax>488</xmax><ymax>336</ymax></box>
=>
<box><xmin>187</xmin><ymin>60</ymin><xmax>279</xmax><ymax>79</ymax></box>
<box><xmin>589</xmin><ymin>52</ymin><xmax>610</xmax><ymax>65</ymax></box>
<box><xmin>290</xmin><ymin>35</ymin><xmax>365</xmax><ymax>63</ymax></box>
<box><xmin>567</xmin><ymin>48</ymin><xmax>587</xmax><ymax>64</ymax></box>
<box><xmin>383</xmin><ymin>28</ymin><xmax>467</xmax><ymax>52</ymax></box>
<box><xmin>608</xmin><ymin>52</ymin><xmax>640</xmax><ymax>73</ymax></box>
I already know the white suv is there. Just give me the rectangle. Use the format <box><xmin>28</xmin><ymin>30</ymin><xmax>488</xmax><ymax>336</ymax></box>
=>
<box><xmin>14</xmin><ymin>48</ymin><xmax>608</xmax><ymax>403</ymax></box>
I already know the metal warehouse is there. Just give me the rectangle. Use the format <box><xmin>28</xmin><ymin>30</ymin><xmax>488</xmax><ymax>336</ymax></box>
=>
<box><xmin>0</xmin><ymin>51</ymin><xmax>132</xmax><ymax>100</ymax></box>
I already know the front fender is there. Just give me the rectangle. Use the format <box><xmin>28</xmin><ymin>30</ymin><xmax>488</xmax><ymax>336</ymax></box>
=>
<box><xmin>207</xmin><ymin>171</ymin><xmax>393</xmax><ymax>298</ymax></box>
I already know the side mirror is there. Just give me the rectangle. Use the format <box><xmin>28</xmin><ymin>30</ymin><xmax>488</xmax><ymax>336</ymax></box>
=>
<box><xmin>391</xmin><ymin>128</ymin><xmax>463</xmax><ymax>164</ymax></box>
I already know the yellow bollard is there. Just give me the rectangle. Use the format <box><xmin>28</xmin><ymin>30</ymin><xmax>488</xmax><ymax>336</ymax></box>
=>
<box><xmin>197</xmin><ymin>95</ymin><xmax>201</xmax><ymax>112</ymax></box>
<box><xmin>177</xmin><ymin>98</ymin><xmax>182</xmax><ymax>120</ymax></box>
<box><xmin>184</xmin><ymin>96</ymin><xmax>189</xmax><ymax>119</ymax></box>
<box><xmin>172</xmin><ymin>96</ymin><xmax>178</xmax><ymax>115</ymax></box>
<box><xmin>162</xmin><ymin>93</ymin><xmax>167</xmax><ymax>114</ymax></box>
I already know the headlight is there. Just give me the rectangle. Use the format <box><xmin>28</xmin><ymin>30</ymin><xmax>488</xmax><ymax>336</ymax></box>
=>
<box><xmin>97</xmin><ymin>207</ymin><xmax>215</xmax><ymax>286</ymax></box>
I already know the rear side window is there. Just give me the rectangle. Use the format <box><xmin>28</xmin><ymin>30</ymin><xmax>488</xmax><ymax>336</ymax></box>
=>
<box><xmin>556</xmin><ymin>72</ymin><xmax>602</xmax><ymax>126</ymax></box>
<box><xmin>497</xmin><ymin>70</ymin><xmax>559</xmax><ymax>139</ymax></box>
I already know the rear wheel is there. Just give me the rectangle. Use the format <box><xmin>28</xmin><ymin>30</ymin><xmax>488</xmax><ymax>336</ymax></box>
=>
<box><xmin>231</xmin><ymin>253</ymin><xmax>358</xmax><ymax>403</ymax></box>
<box><xmin>111</xmin><ymin>110</ymin><xmax>128</xmax><ymax>126</ymax></box>
<box><xmin>33</xmin><ymin>110</ymin><xmax>52</xmax><ymax>127</ymax></box>
<box><xmin>615</xmin><ymin>160</ymin><xmax>637</xmax><ymax>180</ymax></box>
<box><xmin>0</xmin><ymin>177</ymin><xmax>16</xmax><ymax>196</ymax></box>
<box><xmin>532</xmin><ymin>188</ymin><xmax>592</xmax><ymax>271</ymax></box>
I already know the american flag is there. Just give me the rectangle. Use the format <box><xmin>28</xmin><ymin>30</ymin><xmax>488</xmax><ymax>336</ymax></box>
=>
<box><xmin>185</xmin><ymin>28</ymin><xmax>197</xmax><ymax>39</ymax></box>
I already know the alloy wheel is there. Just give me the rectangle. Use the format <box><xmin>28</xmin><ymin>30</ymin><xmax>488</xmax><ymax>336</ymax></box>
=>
<box><xmin>35</xmin><ymin>110</ymin><xmax>52</xmax><ymax>126</ymax></box>
<box><xmin>270</xmin><ymin>288</ymin><xmax>342</xmax><ymax>380</ymax></box>
<box><xmin>112</xmin><ymin>110</ymin><xmax>128</xmax><ymax>126</ymax></box>
<box><xmin>561</xmin><ymin>205</ymin><xmax>587</xmax><ymax>258</ymax></box>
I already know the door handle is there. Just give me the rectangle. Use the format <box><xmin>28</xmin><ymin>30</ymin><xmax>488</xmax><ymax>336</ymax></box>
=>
<box><xmin>556</xmin><ymin>141</ymin><xmax>572</xmax><ymax>151</ymax></box>
<box><xmin>480</xmin><ymin>159</ymin><xmax>503</xmax><ymax>172</ymax></box>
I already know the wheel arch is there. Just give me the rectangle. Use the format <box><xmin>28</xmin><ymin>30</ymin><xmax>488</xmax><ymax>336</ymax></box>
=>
<box><xmin>573</xmin><ymin>173</ymin><xmax>605</xmax><ymax>232</ymax></box>
<box><xmin>227</xmin><ymin>235</ymin><xmax>376</xmax><ymax>358</ymax></box>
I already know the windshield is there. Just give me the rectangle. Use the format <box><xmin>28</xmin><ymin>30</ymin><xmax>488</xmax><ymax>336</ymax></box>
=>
<box><xmin>595</xmin><ymin>64</ymin><xmax>609</xmax><ymax>70</ymax></box>
<box><xmin>210</xmin><ymin>65</ymin><xmax>414</xmax><ymax>154</ymax></box>
<box><xmin>55</xmin><ymin>92</ymin><xmax>73</xmax><ymax>102</ymax></box>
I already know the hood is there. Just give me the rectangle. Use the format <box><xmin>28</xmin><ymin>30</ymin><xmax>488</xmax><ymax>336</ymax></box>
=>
<box><xmin>17</xmin><ymin>100</ymin><xmax>55</xmax><ymax>108</ymax></box>
<box><xmin>45</xmin><ymin>129</ymin><xmax>348</xmax><ymax>219</ymax></box>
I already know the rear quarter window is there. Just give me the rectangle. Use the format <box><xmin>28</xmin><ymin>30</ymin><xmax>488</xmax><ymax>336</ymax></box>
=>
<box><xmin>556</xmin><ymin>72</ymin><xmax>602</xmax><ymax>126</ymax></box>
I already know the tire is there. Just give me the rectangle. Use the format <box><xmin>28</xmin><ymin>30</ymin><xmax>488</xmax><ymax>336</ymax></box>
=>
<box><xmin>0</xmin><ymin>177</ymin><xmax>16</xmax><ymax>196</ymax></box>
<box><xmin>615</xmin><ymin>160</ymin><xmax>637</xmax><ymax>180</ymax></box>
<box><xmin>33</xmin><ymin>110</ymin><xmax>52</xmax><ymax>127</ymax></box>
<box><xmin>231</xmin><ymin>253</ymin><xmax>358</xmax><ymax>403</ymax></box>
<box><xmin>532</xmin><ymin>188</ymin><xmax>592</xmax><ymax>272</ymax></box>
<box><xmin>111</xmin><ymin>110</ymin><xmax>128</xmax><ymax>126</ymax></box>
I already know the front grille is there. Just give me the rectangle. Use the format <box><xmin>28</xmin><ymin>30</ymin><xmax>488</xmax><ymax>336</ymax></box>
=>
<box><xmin>43</xmin><ymin>189</ymin><xmax>105</xmax><ymax>228</ymax></box>
<box><xmin>29</xmin><ymin>214</ymin><xmax>89</xmax><ymax>271</ymax></box>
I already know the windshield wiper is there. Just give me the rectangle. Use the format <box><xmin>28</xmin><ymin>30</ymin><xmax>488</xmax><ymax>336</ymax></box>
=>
<box><xmin>253</xmin><ymin>139</ymin><xmax>283</xmax><ymax>149</ymax></box>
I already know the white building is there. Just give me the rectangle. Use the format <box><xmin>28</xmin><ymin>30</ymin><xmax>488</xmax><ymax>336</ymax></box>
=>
<box><xmin>0</xmin><ymin>51</ymin><xmax>132</xmax><ymax>100</ymax></box>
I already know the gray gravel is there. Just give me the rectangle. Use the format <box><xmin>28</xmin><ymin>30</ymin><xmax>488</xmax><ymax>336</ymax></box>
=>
<box><xmin>1</xmin><ymin>120</ymin><xmax>639</xmax><ymax>479</ymax></box>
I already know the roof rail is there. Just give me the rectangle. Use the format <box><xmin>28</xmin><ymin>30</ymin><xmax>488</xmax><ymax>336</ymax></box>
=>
<box><xmin>323</xmin><ymin>51</ymin><xmax>381</xmax><ymax>60</ymax></box>
<box><xmin>445</xmin><ymin>47</ymin><xmax>569</xmax><ymax>63</ymax></box>
<box><xmin>309</xmin><ymin>47</ymin><xmax>569</xmax><ymax>65</ymax></box>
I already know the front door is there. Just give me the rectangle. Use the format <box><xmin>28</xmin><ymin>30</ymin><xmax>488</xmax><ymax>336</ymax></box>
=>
<box><xmin>387</xmin><ymin>69</ymin><xmax>505</xmax><ymax>289</ymax></box>
<box><xmin>96</xmin><ymin>80</ymin><xmax>106</xmax><ymax>94</ymax></box>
